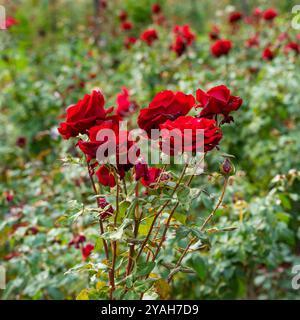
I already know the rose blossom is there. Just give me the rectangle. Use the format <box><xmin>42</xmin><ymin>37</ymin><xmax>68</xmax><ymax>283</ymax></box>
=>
<box><xmin>138</xmin><ymin>90</ymin><xmax>195</xmax><ymax>136</ymax></box>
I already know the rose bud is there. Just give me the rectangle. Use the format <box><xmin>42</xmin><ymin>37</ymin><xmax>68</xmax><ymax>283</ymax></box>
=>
<box><xmin>16</xmin><ymin>136</ymin><xmax>27</xmax><ymax>148</ymax></box>
<box><xmin>220</xmin><ymin>158</ymin><xmax>235</xmax><ymax>176</ymax></box>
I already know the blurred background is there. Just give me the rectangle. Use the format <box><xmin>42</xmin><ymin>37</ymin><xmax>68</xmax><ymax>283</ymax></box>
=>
<box><xmin>1</xmin><ymin>0</ymin><xmax>300</xmax><ymax>299</ymax></box>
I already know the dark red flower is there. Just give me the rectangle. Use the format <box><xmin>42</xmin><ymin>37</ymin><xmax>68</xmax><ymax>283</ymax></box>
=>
<box><xmin>116</xmin><ymin>87</ymin><xmax>138</xmax><ymax>117</ymax></box>
<box><xmin>58</xmin><ymin>89</ymin><xmax>113</xmax><ymax>139</ymax></box>
<box><xmin>124</xmin><ymin>36</ymin><xmax>137</xmax><ymax>49</ymax></box>
<box><xmin>4</xmin><ymin>191</ymin><xmax>14</xmax><ymax>202</ymax></box>
<box><xmin>78</xmin><ymin>116</ymin><xmax>139</xmax><ymax>171</ymax></box>
<box><xmin>173</xmin><ymin>24</ymin><xmax>195</xmax><ymax>45</ymax></box>
<box><xmin>246</xmin><ymin>35</ymin><xmax>259</xmax><ymax>48</ymax></box>
<box><xmin>138</xmin><ymin>90</ymin><xmax>195</xmax><ymax>136</ymax></box>
<box><xmin>16</xmin><ymin>136</ymin><xmax>27</xmax><ymax>148</ymax></box>
<box><xmin>135</xmin><ymin>158</ymin><xmax>150</xmax><ymax>181</ymax></box>
<box><xmin>209</xmin><ymin>25</ymin><xmax>220</xmax><ymax>41</ymax></box>
<box><xmin>284</xmin><ymin>42</ymin><xmax>300</xmax><ymax>55</ymax></box>
<box><xmin>98</xmin><ymin>197</ymin><xmax>114</xmax><ymax>219</ymax></box>
<box><xmin>210</xmin><ymin>39</ymin><xmax>232</xmax><ymax>58</ymax></box>
<box><xmin>69</xmin><ymin>234</ymin><xmax>86</xmax><ymax>248</ymax></box>
<box><xmin>160</xmin><ymin>116</ymin><xmax>222</xmax><ymax>154</ymax></box>
<box><xmin>152</xmin><ymin>3</ymin><xmax>161</xmax><ymax>14</ymax></box>
<box><xmin>140</xmin><ymin>28</ymin><xmax>158</xmax><ymax>46</ymax></box>
<box><xmin>263</xmin><ymin>8</ymin><xmax>277</xmax><ymax>21</ymax></box>
<box><xmin>118</xmin><ymin>10</ymin><xmax>128</xmax><ymax>22</ymax></box>
<box><xmin>262</xmin><ymin>46</ymin><xmax>275</xmax><ymax>60</ymax></box>
<box><xmin>228</xmin><ymin>11</ymin><xmax>243</xmax><ymax>24</ymax></box>
<box><xmin>96</xmin><ymin>165</ymin><xmax>116</xmax><ymax>188</ymax></box>
<box><xmin>121</xmin><ymin>21</ymin><xmax>133</xmax><ymax>31</ymax></box>
<box><xmin>196</xmin><ymin>85</ymin><xmax>243</xmax><ymax>123</ymax></box>
<box><xmin>82</xmin><ymin>243</ymin><xmax>94</xmax><ymax>260</ymax></box>
<box><xmin>171</xmin><ymin>35</ymin><xmax>187</xmax><ymax>56</ymax></box>
<box><xmin>141</xmin><ymin>167</ymin><xmax>162</xmax><ymax>187</ymax></box>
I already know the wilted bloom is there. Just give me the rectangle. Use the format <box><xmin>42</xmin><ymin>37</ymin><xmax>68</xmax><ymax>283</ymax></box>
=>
<box><xmin>263</xmin><ymin>8</ymin><xmax>277</xmax><ymax>21</ymax></box>
<box><xmin>210</xmin><ymin>39</ymin><xmax>232</xmax><ymax>57</ymax></box>
<box><xmin>228</xmin><ymin>11</ymin><xmax>243</xmax><ymax>24</ymax></box>
<box><xmin>121</xmin><ymin>21</ymin><xmax>133</xmax><ymax>31</ymax></box>
<box><xmin>69</xmin><ymin>234</ymin><xmax>86</xmax><ymax>248</ymax></box>
<box><xmin>138</xmin><ymin>90</ymin><xmax>195</xmax><ymax>136</ymax></box>
<box><xmin>160</xmin><ymin>116</ymin><xmax>223</xmax><ymax>154</ymax></box>
<box><xmin>140</xmin><ymin>28</ymin><xmax>158</xmax><ymax>46</ymax></box>
<box><xmin>58</xmin><ymin>89</ymin><xmax>113</xmax><ymax>139</ymax></box>
<box><xmin>81</xmin><ymin>243</ymin><xmax>94</xmax><ymax>260</ymax></box>
<box><xmin>116</xmin><ymin>87</ymin><xmax>138</xmax><ymax>117</ymax></box>
<box><xmin>99</xmin><ymin>197</ymin><xmax>114</xmax><ymax>219</ymax></box>
<box><xmin>196</xmin><ymin>85</ymin><xmax>243</xmax><ymax>124</ymax></box>
<box><xmin>152</xmin><ymin>3</ymin><xmax>161</xmax><ymax>14</ymax></box>
<box><xmin>262</xmin><ymin>46</ymin><xmax>275</xmax><ymax>60</ymax></box>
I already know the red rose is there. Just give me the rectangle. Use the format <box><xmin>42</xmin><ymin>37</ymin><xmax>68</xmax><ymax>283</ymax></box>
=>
<box><xmin>81</xmin><ymin>243</ymin><xmax>94</xmax><ymax>260</ymax></box>
<box><xmin>209</xmin><ymin>25</ymin><xmax>220</xmax><ymax>41</ymax></box>
<box><xmin>58</xmin><ymin>89</ymin><xmax>113</xmax><ymax>139</ymax></box>
<box><xmin>246</xmin><ymin>35</ymin><xmax>259</xmax><ymax>48</ymax></box>
<box><xmin>262</xmin><ymin>46</ymin><xmax>275</xmax><ymax>60</ymax></box>
<box><xmin>116</xmin><ymin>87</ymin><xmax>138</xmax><ymax>117</ymax></box>
<box><xmin>284</xmin><ymin>42</ymin><xmax>300</xmax><ymax>55</ymax></box>
<box><xmin>118</xmin><ymin>10</ymin><xmax>128</xmax><ymax>22</ymax></box>
<box><xmin>121</xmin><ymin>21</ymin><xmax>133</xmax><ymax>31</ymax></box>
<box><xmin>140</xmin><ymin>28</ymin><xmax>158</xmax><ymax>46</ymax></box>
<box><xmin>228</xmin><ymin>11</ymin><xmax>243</xmax><ymax>24</ymax></box>
<box><xmin>210</xmin><ymin>39</ymin><xmax>232</xmax><ymax>57</ymax></box>
<box><xmin>173</xmin><ymin>24</ymin><xmax>195</xmax><ymax>45</ymax></box>
<box><xmin>141</xmin><ymin>167</ymin><xmax>162</xmax><ymax>187</ymax></box>
<box><xmin>263</xmin><ymin>8</ymin><xmax>277</xmax><ymax>21</ymax></box>
<box><xmin>124</xmin><ymin>36</ymin><xmax>137</xmax><ymax>49</ymax></box>
<box><xmin>138</xmin><ymin>90</ymin><xmax>195</xmax><ymax>136</ymax></box>
<box><xmin>171</xmin><ymin>35</ymin><xmax>187</xmax><ymax>56</ymax></box>
<box><xmin>96</xmin><ymin>165</ymin><xmax>116</xmax><ymax>188</ymax></box>
<box><xmin>134</xmin><ymin>158</ymin><xmax>150</xmax><ymax>181</ymax></box>
<box><xmin>78</xmin><ymin>115</ymin><xmax>139</xmax><ymax>173</ymax></box>
<box><xmin>196</xmin><ymin>85</ymin><xmax>243</xmax><ymax>123</ymax></box>
<box><xmin>152</xmin><ymin>4</ymin><xmax>161</xmax><ymax>14</ymax></box>
<box><xmin>5</xmin><ymin>16</ymin><xmax>18</xmax><ymax>29</ymax></box>
<box><xmin>160</xmin><ymin>116</ymin><xmax>222</xmax><ymax>154</ymax></box>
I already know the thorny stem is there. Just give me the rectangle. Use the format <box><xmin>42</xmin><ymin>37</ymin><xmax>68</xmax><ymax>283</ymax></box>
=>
<box><xmin>167</xmin><ymin>176</ymin><xmax>229</xmax><ymax>283</ymax></box>
<box><xmin>136</xmin><ymin>164</ymin><xmax>188</xmax><ymax>262</ymax></box>
<box><xmin>110</xmin><ymin>178</ymin><xmax>120</xmax><ymax>299</ymax></box>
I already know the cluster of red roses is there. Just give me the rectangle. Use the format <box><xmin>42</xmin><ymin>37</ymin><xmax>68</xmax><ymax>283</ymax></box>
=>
<box><xmin>170</xmin><ymin>24</ymin><xmax>196</xmax><ymax>56</ymax></box>
<box><xmin>209</xmin><ymin>7</ymin><xmax>300</xmax><ymax>60</ymax></box>
<box><xmin>58</xmin><ymin>85</ymin><xmax>242</xmax><ymax>190</ymax></box>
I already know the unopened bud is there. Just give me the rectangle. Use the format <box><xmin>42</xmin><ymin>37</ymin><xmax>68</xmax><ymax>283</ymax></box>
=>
<box><xmin>220</xmin><ymin>158</ymin><xmax>235</xmax><ymax>176</ymax></box>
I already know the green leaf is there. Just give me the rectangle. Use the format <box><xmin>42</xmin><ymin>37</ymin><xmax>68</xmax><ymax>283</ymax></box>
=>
<box><xmin>188</xmin><ymin>256</ymin><xmax>207</xmax><ymax>281</ymax></box>
<box><xmin>136</xmin><ymin>261</ymin><xmax>156</xmax><ymax>277</ymax></box>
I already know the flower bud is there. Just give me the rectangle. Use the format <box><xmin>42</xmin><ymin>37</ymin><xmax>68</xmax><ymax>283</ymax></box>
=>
<box><xmin>220</xmin><ymin>158</ymin><xmax>235</xmax><ymax>176</ymax></box>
